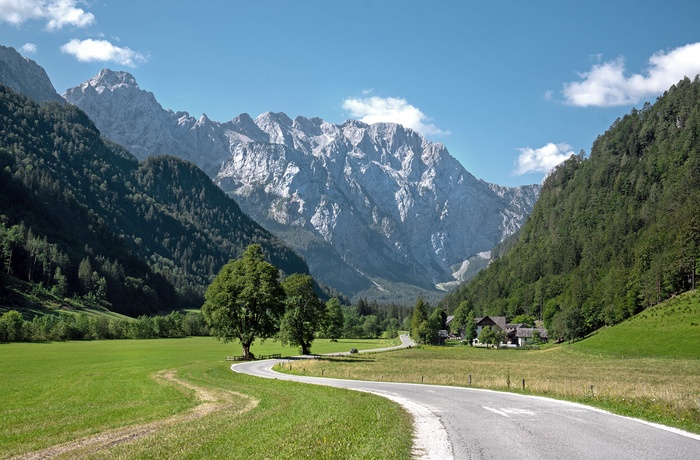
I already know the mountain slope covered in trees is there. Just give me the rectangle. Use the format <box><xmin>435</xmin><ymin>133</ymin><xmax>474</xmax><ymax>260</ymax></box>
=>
<box><xmin>0</xmin><ymin>86</ymin><xmax>308</xmax><ymax>315</ymax></box>
<box><xmin>442</xmin><ymin>76</ymin><xmax>700</xmax><ymax>339</ymax></box>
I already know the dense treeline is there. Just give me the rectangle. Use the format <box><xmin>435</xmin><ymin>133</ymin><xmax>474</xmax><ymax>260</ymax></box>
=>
<box><xmin>0</xmin><ymin>292</ymin><xmax>408</xmax><ymax>344</ymax></box>
<box><xmin>338</xmin><ymin>297</ymin><xmax>413</xmax><ymax>339</ymax></box>
<box><xmin>0</xmin><ymin>309</ymin><xmax>208</xmax><ymax>343</ymax></box>
<box><xmin>0</xmin><ymin>85</ymin><xmax>308</xmax><ymax>314</ymax></box>
<box><xmin>442</xmin><ymin>76</ymin><xmax>700</xmax><ymax>340</ymax></box>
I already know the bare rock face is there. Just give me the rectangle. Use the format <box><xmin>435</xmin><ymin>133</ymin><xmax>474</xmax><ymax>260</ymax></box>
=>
<box><xmin>0</xmin><ymin>45</ymin><xmax>64</xmax><ymax>104</ymax></box>
<box><xmin>65</xmin><ymin>69</ymin><xmax>540</xmax><ymax>301</ymax></box>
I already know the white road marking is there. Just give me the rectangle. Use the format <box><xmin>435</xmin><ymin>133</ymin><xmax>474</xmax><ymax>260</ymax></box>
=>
<box><xmin>481</xmin><ymin>406</ymin><xmax>536</xmax><ymax>418</ymax></box>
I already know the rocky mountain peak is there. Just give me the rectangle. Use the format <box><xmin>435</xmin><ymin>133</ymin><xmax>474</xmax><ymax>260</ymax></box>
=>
<box><xmin>65</xmin><ymin>69</ymin><xmax>541</xmax><ymax>302</ymax></box>
<box><xmin>90</xmin><ymin>68</ymin><xmax>139</xmax><ymax>92</ymax></box>
<box><xmin>0</xmin><ymin>45</ymin><xmax>64</xmax><ymax>104</ymax></box>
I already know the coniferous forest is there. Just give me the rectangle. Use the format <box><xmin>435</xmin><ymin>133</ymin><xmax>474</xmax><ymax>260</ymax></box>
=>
<box><xmin>0</xmin><ymin>85</ymin><xmax>308</xmax><ymax>315</ymax></box>
<box><xmin>442</xmin><ymin>76</ymin><xmax>700</xmax><ymax>340</ymax></box>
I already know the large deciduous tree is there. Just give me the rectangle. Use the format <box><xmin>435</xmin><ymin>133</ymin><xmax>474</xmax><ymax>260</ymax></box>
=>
<box><xmin>202</xmin><ymin>244</ymin><xmax>284</xmax><ymax>359</ymax></box>
<box><xmin>278</xmin><ymin>273</ymin><xmax>325</xmax><ymax>355</ymax></box>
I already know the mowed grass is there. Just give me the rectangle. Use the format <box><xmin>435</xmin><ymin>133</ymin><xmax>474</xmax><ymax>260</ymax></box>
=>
<box><xmin>0</xmin><ymin>337</ymin><xmax>411</xmax><ymax>459</ymax></box>
<box><xmin>281</xmin><ymin>293</ymin><xmax>700</xmax><ymax>434</ymax></box>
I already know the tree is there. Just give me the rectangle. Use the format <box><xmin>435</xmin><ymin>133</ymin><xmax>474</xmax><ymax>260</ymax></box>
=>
<box><xmin>463</xmin><ymin>310</ymin><xmax>477</xmax><ymax>345</ymax></box>
<box><xmin>479</xmin><ymin>326</ymin><xmax>504</xmax><ymax>348</ymax></box>
<box><xmin>0</xmin><ymin>310</ymin><xmax>25</xmax><ymax>342</ymax></box>
<box><xmin>410</xmin><ymin>298</ymin><xmax>429</xmax><ymax>342</ymax></box>
<box><xmin>202</xmin><ymin>244</ymin><xmax>284</xmax><ymax>359</ymax></box>
<box><xmin>511</xmin><ymin>313</ymin><xmax>536</xmax><ymax>327</ymax></box>
<box><xmin>323</xmin><ymin>297</ymin><xmax>344</xmax><ymax>340</ymax></box>
<box><xmin>361</xmin><ymin>314</ymin><xmax>380</xmax><ymax>338</ymax></box>
<box><xmin>278</xmin><ymin>273</ymin><xmax>325</xmax><ymax>355</ymax></box>
<box><xmin>563</xmin><ymin>306</ymin><xmax>586</xmax><ymax>342</ymax></box>
<box><xmin>51</xmin><ymin>266</ymin><xmax>68</xmax><ymax>298</ymax></box>
<box><xmin>425</xmin><ymin>308</ymin><xmax>444</xmax><ymax>344</ymax></box>
<box><xmin>451</xmin><ymin>300</ymin><xmax>471</xmax><ymax>334</ymax></box>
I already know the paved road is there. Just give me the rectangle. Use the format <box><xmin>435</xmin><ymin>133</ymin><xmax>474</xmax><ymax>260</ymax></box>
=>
<box><xmin>232</xmin><ymin>337</ymin><xmax>700</xmax><ymax>459</ymax></box>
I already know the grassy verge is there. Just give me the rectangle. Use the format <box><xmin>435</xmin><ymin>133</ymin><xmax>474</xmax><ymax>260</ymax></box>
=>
<box><xmin>0</xmin><ymin>337</ymin><xmax>412</xmax><ymax>459</ymax></box>
<box><xmin>569</xmin><ymin>292</ymin><xmax>700</xmax><ymax>359</ymax></box>
<box><xmin>279</xmin><ymin>344</ymin><xmax>700</xmax><ymax>434</ymax></box>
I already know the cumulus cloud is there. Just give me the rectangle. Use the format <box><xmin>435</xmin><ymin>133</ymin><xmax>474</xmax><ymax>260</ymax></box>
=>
<box><xmin>515</xmin><ymin>142</ymin><xmax>575</xmax><ymax>175</ymax></box>
<box><xmin>20</xmin><ymin>43</ymin><xmax>38</xmax><ymax>54</ymax></box>
<box><xmin>563</xmin><ymin>42</ymin><xmax>700</xmax><ymax>107</ymax></box>
<box><xmin>0</xmin><ymin>0</ymin><xmax>94</xmax><ymax>30</ymax></box>
<box><xmin>61</xmin><ymin>39</ymin><xmax>147</xmax><ymax>67</ymax></box>
<box><xmin>342</xmin><ymin>96</ymin><xmax>447</xmax><ymax>136</ymax></box>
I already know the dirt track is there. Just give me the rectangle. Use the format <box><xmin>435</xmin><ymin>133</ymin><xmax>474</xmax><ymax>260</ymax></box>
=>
<box><xmin>11</xmin><ymin>370</ymin><xmax>258</xmax><ymax>460</ymax></box>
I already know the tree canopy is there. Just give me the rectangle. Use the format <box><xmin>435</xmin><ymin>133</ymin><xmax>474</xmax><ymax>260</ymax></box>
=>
<box><xmin>202</xmin><ymin>244</ymin><xmax>285</xmax><ymax>359</ymax></box>
<box><xmin>278</xmin><ymin>273</ymin><xmax>326</xmax><ymax>354</ymax></box>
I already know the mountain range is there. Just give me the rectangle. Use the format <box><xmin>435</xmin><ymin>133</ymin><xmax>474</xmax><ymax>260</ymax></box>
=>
<box><xmin>64</xmin><ymin>69</ymin><xmax>540</xmax><ymax>302</ymax></box>
<box><xmin>0</xmin><ymin>46</ymin><xmax>308</xmax><ymax>315</ymax></box>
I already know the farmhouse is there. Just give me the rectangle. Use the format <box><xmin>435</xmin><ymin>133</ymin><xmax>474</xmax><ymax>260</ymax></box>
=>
<box><xmin>471</xmin><ymin>315</ymin><xmax>548</xmax><ymax>347</ymax></box>
<box><xmin>514</xmin><ymin>327</ymin><xmax>549</xmax><ymax>347</ymax></box>
<box><xmin>474</xmin><ymin>316</ymin><xmax>507</xmax><ymax>338</ymax></box>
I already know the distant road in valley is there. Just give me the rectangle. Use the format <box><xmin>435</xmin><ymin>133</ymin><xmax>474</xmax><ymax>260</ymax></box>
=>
<box><xmin>232</xmin><ymin>336</ymin><xmax>700</xmax><ymax>459</ymax></box>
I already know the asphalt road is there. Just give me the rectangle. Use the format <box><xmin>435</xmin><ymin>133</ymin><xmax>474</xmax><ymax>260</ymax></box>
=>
<box><xmin>232</xmin><ymin>337</ymin><xmax>700</xmax><ymax>459</ymax></box>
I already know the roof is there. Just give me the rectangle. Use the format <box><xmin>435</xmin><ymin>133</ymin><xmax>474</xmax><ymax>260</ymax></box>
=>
<box><xmin>515</xmin><ymin>327</ymin><xmax>548</xmax><ymax>339</ymax></box>
<box><xmin>445</xmin><ymin>315</ymin><xmax>455</xmax><ymax>325</ymax></box>
<box><xmin>475</xmin><ymin>316</ymin><xmax>507</xmax><ymax>331</ymax></box>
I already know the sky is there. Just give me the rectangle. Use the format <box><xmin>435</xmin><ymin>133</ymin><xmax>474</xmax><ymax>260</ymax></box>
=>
<box><xmin>2</xmin><ymin>1</ymin><xmax>700</xmax><ymax>186</ymax></box>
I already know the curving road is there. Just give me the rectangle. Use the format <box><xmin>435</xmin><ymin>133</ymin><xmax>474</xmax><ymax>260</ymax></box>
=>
<box><xmin>232</xmin><ymin>336</ymin><xmax>700</xmax><ymax>459</ymax></box>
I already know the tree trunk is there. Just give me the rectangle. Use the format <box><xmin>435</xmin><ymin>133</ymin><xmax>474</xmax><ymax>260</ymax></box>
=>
<box><xmin>301</xmin><ymin>341</ymin><xmax>311</xmax><ymax>355</ymax></box>
<box><xmin>242</xmin><ymin>341</ymin><xmax>252</xmax><ymax>360</ymax></box>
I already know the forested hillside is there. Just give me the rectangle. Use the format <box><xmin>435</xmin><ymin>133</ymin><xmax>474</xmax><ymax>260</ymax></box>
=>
<box><xmin>0</xmin><ymin>86</ymin><xmax>308</xmax><ymax>315</ymax></box>
<box><xmin>442</xmin><ymin>76</ymin><xmax>700</xmax><ymax>339</ymax></box>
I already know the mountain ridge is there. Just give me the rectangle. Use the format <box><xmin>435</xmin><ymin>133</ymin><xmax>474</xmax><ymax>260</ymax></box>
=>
<box><xmin>64</xmin><ymin>68</ymin><xmax>540</xmax><ymax>302</ymax></box>
<box><xmin>0</xmin><ymin>84</ymin><xmax>309</xmax><ymax>314</ymax></box>
<box><xmin>441</xmin><ymin>76</ymin><xmax>700</xmax><ymax>338</ymax></box>
<box><xmin>0</xmin><ymin>45</ymin><xmax>64</xmax><ymax>104</ymax></box>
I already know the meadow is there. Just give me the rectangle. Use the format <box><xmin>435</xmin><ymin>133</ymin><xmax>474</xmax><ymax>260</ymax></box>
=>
<box><xmin>282</xmin><ymin>292</ymin><xmax>700</xmax><ymax>434</ymax></box>
<box><xmin>3</xmin><ymin>293</ymin><xmax>698</xmax><ymax>459</ymax></box>
<box><xmin>0</xmin><ymin>336</ymin><xmax>411</xmax><ymax>459</ymax></box>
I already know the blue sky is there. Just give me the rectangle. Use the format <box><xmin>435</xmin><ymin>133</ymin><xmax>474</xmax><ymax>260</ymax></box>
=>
<box><xmin>2</xmin><ymin>1</ymin><xmax>700</xmax><ymax>186</ymax></box>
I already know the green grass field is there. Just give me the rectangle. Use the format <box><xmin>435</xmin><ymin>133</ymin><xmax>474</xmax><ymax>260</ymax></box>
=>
<box><xmin>569</xmin><ymin>292</ymin><xmax>700</xmax><ymax>358</ymax></box>
<box><xmin>3</xmin><ymin>291</ymin><xmax>698</xmax><ymax>458</ymax></box>
<box><xmin>0</xmin><ymin>336</ymin><xmax>411</xmax><ymax>459</ymax></box>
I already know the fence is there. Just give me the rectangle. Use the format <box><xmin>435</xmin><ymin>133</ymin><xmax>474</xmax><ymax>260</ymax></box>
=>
<box><xmin>225</xmin><ymin>353</ymin><xmax>282</xmax><ymax>361</ymax></box>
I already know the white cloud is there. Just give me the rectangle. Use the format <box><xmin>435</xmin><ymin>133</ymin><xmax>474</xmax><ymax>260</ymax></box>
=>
<box><xmin>20</xmin><ymin>43</ymin><xmax>38</xmax><ymax>54</ymax></box>
<box><xmin>0</xmin><ymin>0</ymin><xmax>94</xmax><ymax>30</ymax></box>
<box><xmin>61</xmin><ymin>39</ymin><xmax>147</xmax><ymax>67</ymax></box>
<box><xmin>515</xmin><ymin>142</ymin><xmax>575</xmax><ymax>175</ymax></box>
<box><xmin>342</xmin><ymin>96</ymin><xmax>447</xmax><ymax>136</ymax></box>
<box><xmin>563</xmin><ymin>42</ymin><xmax>700</xmax><ymax>107</ymax></box>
